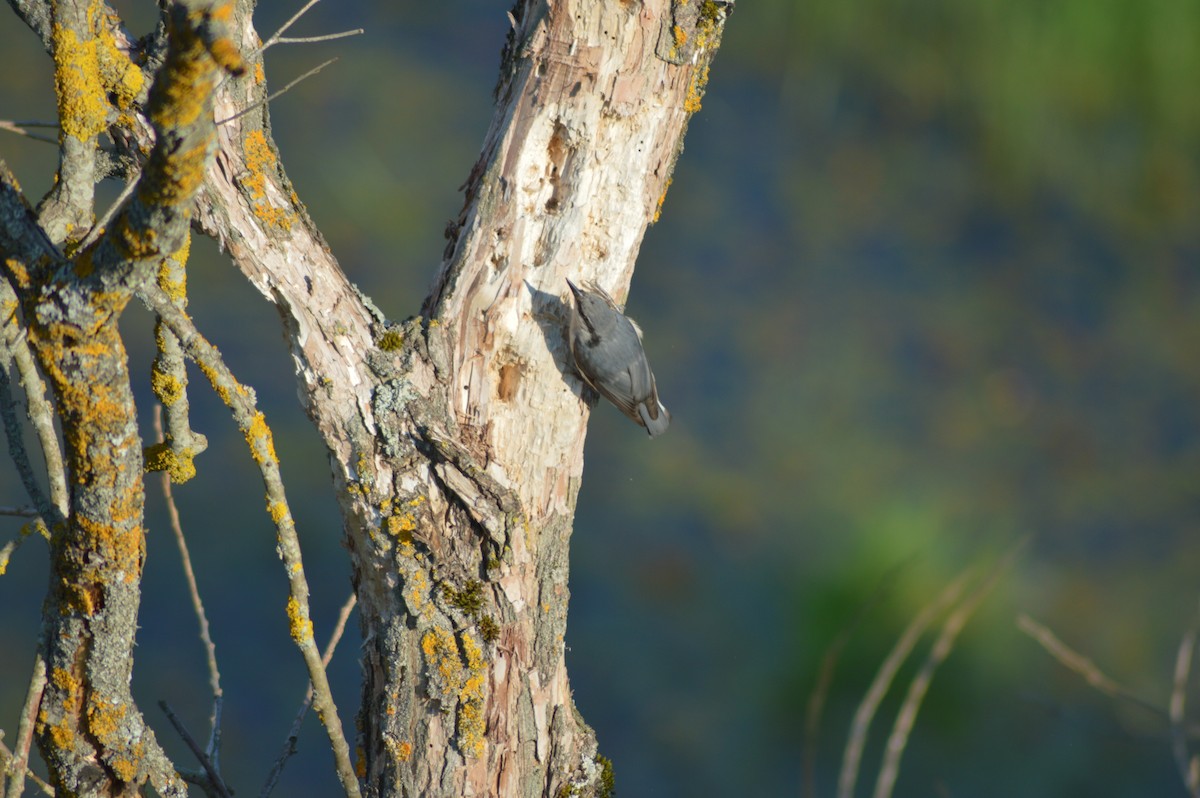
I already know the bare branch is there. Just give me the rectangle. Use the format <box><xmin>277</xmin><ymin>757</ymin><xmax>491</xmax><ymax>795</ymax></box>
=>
<box><xmin>145</xmin><ymin>231</ymin><xmax>209</xmax><ymax>482</ymax></box>
<box><xmin>153</xmin><ymin>405</ymin><xmax>222</xmax><ymax>707</ymax></box>
<box><xmin>805</xmin><ymin>558</ymin><xmax>914</xmax><ymax>798</ymax></box>
<box><xmin>0</xmin><ymin>740</ymin><xmax>54</xmax><ymax>796</ymax></box>
<box><xmin>0</xmin><ymin>506</ymin><xmax>38</xmax><ymax>517</ymax></box>
<box><xmin>3</xmin><ymin>654</ymin><xmax>46</xmax><ymax>798</ymax></box>
<box><xmin>273</xmin><ymin>29</ymin><xmax>363</xmax><ymax>45</ymax></box>
<box><xmin>159</xmin><ymin>701</ymin><xmax>233</xmax><ymax>798</ymax></box>
<box><xmin>0</xmin><ymin>120</ymin><xmax>58</xmax><ymax>145</ymax></box>
<box><xmin>1171</xmin><ymin>601</ymin><xmax>1200</xmax><ymax>798</ymax></box>
<box><xmin>873</xmin><ymin>539</ymin><xmax>1027</xmax><ymax>798</ymax></box>
<box><xmin>217</xmin><ymin>58</ymin><xmax>338</xmax><ymax>127</ymax></box>
<box><xmin>1017</xmin><ymin>613</ymin><xmax>1166</xmax><ymax>718</ymax></box>
<box><xmin>141</xmin><ymin>284</ymin><xmax>361</xmax><ymax>798</ymax></box>
<box><xmin>1</xmin><ymin>275</ymin><xmax>67</xmax><ymax>520</ymax></box>
<box><xmin>77</xmin><ymin>175</ymin><xmax>139</xmax><ymax>254</ymax></box>
<box><xmin>0</xmin><ymin>365</ymin><xmax>58</xmax><ymax>526</ymax></box>
<box><xmin>838</xmin><ymin>567</ymin><xmax>974</xmax><ymax>798</ymax></box>
<box><xmin>258</xmin><ymin>0</ymin><xmax>324</xmax><ymax>53</ymax></box>
<box><xmin>260</xmin><ymin>592</ymin><xmax>358</xmax><ymax>798</ymax></box>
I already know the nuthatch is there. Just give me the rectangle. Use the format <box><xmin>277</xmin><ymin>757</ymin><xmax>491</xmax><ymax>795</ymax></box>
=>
<box><xmin>566</xmin><ymin>278</ymin><xmax>670</xmax><ymax>438</ymax></box>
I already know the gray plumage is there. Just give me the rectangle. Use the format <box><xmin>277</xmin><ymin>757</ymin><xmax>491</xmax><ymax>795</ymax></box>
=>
<box><xmin>566</xmin><ymin>278</ymin><xmax>670</xmax><ymax>438</ymax></box>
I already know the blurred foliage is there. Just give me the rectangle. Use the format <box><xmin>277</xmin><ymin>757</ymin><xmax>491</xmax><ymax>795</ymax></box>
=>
<box><xmin>3</xmin><ymin>1</ymin><xmax>1200</xmax><ymax>797</ymax></box>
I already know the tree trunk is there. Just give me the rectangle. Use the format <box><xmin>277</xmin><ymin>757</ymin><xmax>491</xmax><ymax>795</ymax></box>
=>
<box><xmin>1</xmin><ymin>0</ymin><xmax>731</xmax><ymax>795</ymax></box>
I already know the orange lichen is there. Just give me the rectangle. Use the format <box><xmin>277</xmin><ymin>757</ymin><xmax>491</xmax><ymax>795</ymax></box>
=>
<box><xmin>241</xmin><ymin>129</ymin><xmax>295</xmax><ymax>230</ymax></box>
<box><xmin>683</xmin><ymin>63</ymin><xmax>710</xmax><ymax>114</ymax></box>
<box><xmin>86</xmin><ymin>696</ymin><xmax>125</xmax><ymax>740</ymax></box>
<box><xmin>653</xmin><ymin>176</ymin><xmax>673</xmax><ymax>223</ymax></box>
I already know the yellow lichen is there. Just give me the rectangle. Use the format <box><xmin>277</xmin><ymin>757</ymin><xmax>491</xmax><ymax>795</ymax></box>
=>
<box><xmin>143</xmin><ymin>442</ymin><xmax>197</xmax><ymax>483</ymax></box>
<box><xmin>149</xmin><ymin>29</ymin><xmax>215</xmax><ymax>131</ymax></box>
<box><xmin>150</xmin><ymin>368</ymin><xmax>183</xmax><ymax>406</ymax></box>
<box><xmin>267</xmin><ymin>500</ymin><xmax>290</xmax><ymax>525</ymax></box>
<box><xmin>244</xmin><ymin>411</ymin><xmax>278</xmax><ymax>464</ymax></box>
<box><xmin>386</xmin><ymin>514</ymin><xmax>416</xmax><ymax>537</ymax></box>
<box><xmin>95</xmin><ymin>8</ymin><xmax>145</xmax><ymax>110</ymax></box>
<box><xmin>157</xmin><ymin>233</ymin><xmax>191</xmax><ymax>302</ymax></box>
<box><xmin>457</xmin><ymin>633</ymin><xmax>487</xmax><ymax>757</ymax></box>
<box><xmin>144</xmin><ymin>140</ymin><xmax>210</xmax><ymax>207</ymax></box>
<box><xmin>683</xmin><ymin>63</ymin><xmax>710</xmax><ymax>114</ymax></box>
<box><xmin>420</xmin><ymin>627</ymin><xmax>488</xmax><ymax>757</ymax></box>
<box><xmin>286</xmin><ymin>595</ymin><xmax>313</xmax><ymax>642</ymax></box>
<box><xmin>406</xmin><ymin>568</ymin><xmax>430</xmax><ymax>615</ymax></box>
<box><xmin>52</xmin><ymin>18</ymin><xmax>108</xmax><ymax>141</ymax></box>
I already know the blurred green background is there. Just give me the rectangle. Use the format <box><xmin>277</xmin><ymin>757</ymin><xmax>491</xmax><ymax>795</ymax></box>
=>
<box><xmin>4</xmin><ymin>1</ymin><xmax>1200</xmax><ymax>796</ymax></box>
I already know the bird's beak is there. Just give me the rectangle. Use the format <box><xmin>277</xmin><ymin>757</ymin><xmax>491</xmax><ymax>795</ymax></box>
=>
<box><xmin>566</xmin><ymin>278</ymin><xmax>582</xmax><ymax>301</ymax></box>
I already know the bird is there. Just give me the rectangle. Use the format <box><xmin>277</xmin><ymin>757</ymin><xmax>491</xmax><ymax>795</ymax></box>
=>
<box><xmin>565</xmin><ymin>278</ymin><xmax>670</xmax><ymax>437</ymax></box>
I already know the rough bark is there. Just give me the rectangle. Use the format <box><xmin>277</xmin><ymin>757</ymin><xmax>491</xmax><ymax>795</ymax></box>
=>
<box><xmin>1</xmin><ymin>0</ymin><xmax>731</xmax><ymax>795</ymax></box>
<box><xmin>1</xmin><ymin>2</ymin><xmax>243</xmax><ymax>795</ymax></box>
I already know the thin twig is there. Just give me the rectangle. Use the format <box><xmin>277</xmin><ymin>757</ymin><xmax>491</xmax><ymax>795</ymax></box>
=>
<box><xmin>873</xmin><ymin>538</ymin><xmax>1028</xmax><ymax>798</ymax></box>
<box><xmin>4</xmin><ymin>120</ymin><xmax>60</xmax><ymax>128</ymax></box>
<box><xmin>258</xmin><ymin>0</ymin><xmax>324</xmax><ymax>53</ymax></box>
<box><xmin>1017</xmin><ymin>614</ymin><xmax>1166</xmax><ymax>719</ymax></box>
<box><xmin>3</xmin><ymin>654</ymin><xmax>47</xmax><ymax>798</ymax></box>
<box><xmin>0</xmin><ymin>120</ymin><xmax>58</xmax><ymax>145</ymax></box>
<box><xmin>804</xmin><ymin>559</ymin><xmax>913</xmax><ymax>798</ymax></box>
<box><xmin>1171</xmin><ymin>600</ymin><xmax>1200</xmax><ymax>798</ymax></box>
<box><xmin>159</xmin><ymin>702</ymin><xmax>233</xmax><ymax>798</ymax></box>
<box><xmin>153</xmin><ymin>405</ymin><xmax>224</xmax><ymax>753</ymax></box>
<box><xmin>2</xmin><ymin>277</ymin><xmax>68</xmax><ymax>519</ymax></box>
<box><xmin>217</xmin><ymin>58</ymin><xmax>338</xmax><ymax>127</ymax></box>
<box><xmin>78</xmin><ymin>174</ymin><xmax>140</xmax><ymax>253</ymax></box>
<box><xmin>141</xmin><ymin>285</ymin><xmax>361</xmax><ymax>798</ymax></box>
<box><xmin>273</xmin><ymin>30</ymin><xmax>363</xmax><ymax>45</ymax></box>
<box><xmin>838</xmin><ymin>567</ymin><xmax>975</xmax><ymax>798</ymax></box>
<box><xmin>0</xmin><ymin>367</ymin><xmax>59</xmax><ymax>527</ymax></box>
<box><xmin>260</xmin><ymin>592</ymin><xmax>357</xmax><ymax>798</ymax></box>
<box><xmin>0</xmin><ymin>506</ymin><xmax>38</xmax><ymax>517</ymax></box>
<box><xmin>0</xmin><ymin>740</ymin><xmax>54</xmax><ymax>796</ymax></box>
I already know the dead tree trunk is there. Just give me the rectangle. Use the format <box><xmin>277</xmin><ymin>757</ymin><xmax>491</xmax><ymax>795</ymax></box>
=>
<box><xmin>0</xmin><ymin>0</ymin><xmax>731</xmax><ymax>795</ymax></box>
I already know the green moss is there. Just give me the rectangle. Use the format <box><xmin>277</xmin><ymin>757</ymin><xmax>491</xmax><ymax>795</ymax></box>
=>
<box><xmin>478</xmin><ymin>615</ymin><xmax>499</xmax><ymax>643</ymax></box>
<box><xmin>444</xmin><ymin>579</ymin><xmax>485</xmax><ymax>617</ymax></box>
<box><xmin>377</xmin><ymin>328</ymin><xmax>405</xmax><ymax>351</ymax></box>
<box><xmin>597</xmin><ymin>754</ymin><xmax>615</xmax><ymax>798</ymax></box>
